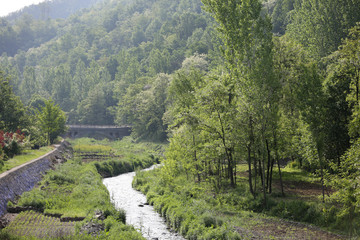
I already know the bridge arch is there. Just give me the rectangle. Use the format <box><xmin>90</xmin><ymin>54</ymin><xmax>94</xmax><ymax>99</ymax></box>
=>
<box><xmin>65</xmin><ymin>125</ymin><xmax>131</xmax><ymax>140</ymax></box>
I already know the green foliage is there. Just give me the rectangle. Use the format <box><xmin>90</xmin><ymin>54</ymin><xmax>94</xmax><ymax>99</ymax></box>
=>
<box><xmin>2</xmin><ymin>0</ymin><xmax>360</xmax><ymax>237</ymax></box>
<box><xmin>17</xmin><ymin>190</ymin><xmax>47</xmax><ymax>210</ymax></box>
<box><xmin>287</xmin><ymin>0</ymin><xmax>360</xmax><ymax>58</ymax></box>
<box><xmin>0</xmin><ymin>72</ymin><xmax>28</xmax><ymax>132</ymax></box>
<box><xmin>116</xmin><ymin>74</ymin><xmax>170</xmax><ymax>141</ymax></box>
<box><xmin>0</xmin><ymin>0</ymin><xmax>214</xmax><ymax>131</ymax></box>
<box><xmin>36</xmin><ymin>99</ymin><xmax>67</xmax><ymax>145</ymax></box>
<box><xmin>326</xmin><ymin>137</ymin><xmax>360</xmax><ymax>235</ymax></box>
<box><xmin>270</xmin><ymin>0</ymin><xmax>295</xmax><ymax>35</ymax></box>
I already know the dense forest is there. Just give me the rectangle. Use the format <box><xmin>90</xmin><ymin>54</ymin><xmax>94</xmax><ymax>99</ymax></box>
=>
<box><xmin>1</xmin><ymin>0</ymin><xmax>360</xmax><ymax>237</ymax></box>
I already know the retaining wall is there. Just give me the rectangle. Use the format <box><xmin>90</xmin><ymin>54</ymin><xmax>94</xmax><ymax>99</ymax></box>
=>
<box><xmin>0</xmin><ymin>141</ymin><xmax>72</xmax><ymax>217</ymax></box>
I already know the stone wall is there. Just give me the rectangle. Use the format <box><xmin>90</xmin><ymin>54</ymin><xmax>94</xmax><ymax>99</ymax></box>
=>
<box><xmin>0</xmin><ymin>141</ymin><xmax>72</xmax><ymax>217</ymax></box>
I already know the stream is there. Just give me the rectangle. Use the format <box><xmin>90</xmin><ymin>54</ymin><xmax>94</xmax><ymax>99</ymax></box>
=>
<box><xmin>103</xmin><ymin>167</ymin><xmax>185</xmax><ymax>240</ymax></box>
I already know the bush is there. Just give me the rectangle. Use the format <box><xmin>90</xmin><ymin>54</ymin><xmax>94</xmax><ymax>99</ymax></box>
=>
<box><xmin>202</xmin><ymin>213</ymin><xmax>223</xmax><ymax>228</ymax></box>
<box><xmin>49</xmin><ymin>172</ymin><xmax>75</xmax><ymax>184</ymax></box>
<box><xmin>94</xmin><ymin>160</ymin><xmax>134</xmax><ymax>177</ymax></box>
<box><xmin>103</xmin><ymin>207</ymin><xmax>126</xmax><ymax>225</ymax></box>
<box><xmin>17</xmin><ymin>190</ymin><xmax>47</xmax><ymax>210</ymax></box>
<box><xmin>288</xmin><ymin>160</ymin><xmax>299</xmax><ymax>169</ymax></box>
<box><xmin>0</xmin><ymin>130</ymin><xmax>26</xmax><ymax>158</ymax></box>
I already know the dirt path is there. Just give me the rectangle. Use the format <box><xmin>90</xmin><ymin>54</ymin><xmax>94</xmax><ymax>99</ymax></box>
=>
<box><xmin>235</xmin><ymin>217</ymin><xmax>346</xmax><ymax>239</ymax></box>
<box><xmin>238</xmin><ymin>217</ymin><xmax>345</xmax><ymax>239</ymax></box>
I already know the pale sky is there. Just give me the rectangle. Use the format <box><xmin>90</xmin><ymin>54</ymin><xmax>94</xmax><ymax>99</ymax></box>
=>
<box><xmin>0</xmin><ymin>0</ymin><xmax>46</xmax><ymax>17</ymax></box>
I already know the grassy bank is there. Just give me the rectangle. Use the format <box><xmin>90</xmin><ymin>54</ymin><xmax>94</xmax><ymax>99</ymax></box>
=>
<box><xmin>133</xmin><ymin>164</ymin><xmax>347</xmax><ymax>239</ymax></box>
<box><xmin>69</xmin><ymin>137</ymin><xmax>163</xmax><ymax>177</ymax></box>
<box><xmin>0</xmin><ymin>146</ymin><xmax>54</xmax><ymax>174</ymax></box>
<box><xmin>1</xmin><ymin>137</ymin><xmax>164</xmax><ymax>239</ymax></box>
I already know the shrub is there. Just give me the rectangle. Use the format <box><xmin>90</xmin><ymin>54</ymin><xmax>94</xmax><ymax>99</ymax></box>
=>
<box><xmin>49</xmin><ymin>172</ymin><xmax>75</xmax><ymax>184</ymax></box>
<box><xmin>288</xmin><ymin>160</ymin><xmax>299</xmax><ymax>169</ymax></box>
<box><xmin>202</xmin><ymin>213</ymin><xmax>223</xmax><ymax>228</ymax></box>
<box><xmin>0</xmin><ymin>130</ymin><xmax>26</xmax><ymax>158</ymax></box>
<box><xmin>104</xmin><ymin>208</ymin><xmax>126</xmax><ymax>224</ymax></box>
<box><xmin>17</xmin><ymin>190</ymin><xmax>47</xmax><ymax>210</ymax></box>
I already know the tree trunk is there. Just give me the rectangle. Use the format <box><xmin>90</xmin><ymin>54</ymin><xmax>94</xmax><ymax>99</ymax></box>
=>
<box><xmin>320</xmin><ymin>156</ymin><xmax>325</xmax><ymax>203</ymax></box>
<box><xmin>247</xmin><ymin>145</ymin><xmax>255</xmax><ymax>196</ymax></box>
<box><xmin>261</xmin><ymin>131</ymin><xmax>267</xmax><ymax>208</ymax></box>
<box><xmin>266</xmin><ymin>139</ymin><xmax>271</xmax><ymax>191</ymax></box>
<box><xmin>227</xmin><ymin>148</ymin><xmax>235</xmax><ymax>187</ymax></box>
<box><xmin>254</xmin><ymin>153</ymin><xmax>257</xmax><ymax>193</ymax></box>
<box><xmin>274</xmin><ymin>131</ymin><xmax>284</xmax><ymax>197</ymax></box>
<box><xmin>258</xmin><ymin>155</ymin><xmax>263</xmax><ymax>187</ymax></box>
<box><xmin>193</xmin><ymin>135</ymin><xmax>201</xmax><ymax>183</ymax></box>
<box><xmin>269</xmin><ymin>157</ymin><xmax>275</xmax><ymax>194</ymax></box>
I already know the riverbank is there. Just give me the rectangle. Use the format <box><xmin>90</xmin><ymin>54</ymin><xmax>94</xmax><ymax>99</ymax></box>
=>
<box><xmin>133</xmin><ymin>165</ymin><xmax>348</xmax><ymax>239</ymax></box>
<box><xmin>0</xmin><ymin>137</ymin><xmax>164</xmax><ymax>239</ymax></box>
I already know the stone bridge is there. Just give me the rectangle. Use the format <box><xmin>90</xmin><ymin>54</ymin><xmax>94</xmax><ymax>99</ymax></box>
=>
<box><xmin>65</xmin><ymin>125</ymin><xmax>131</xmax><ymax>140</ymax></box>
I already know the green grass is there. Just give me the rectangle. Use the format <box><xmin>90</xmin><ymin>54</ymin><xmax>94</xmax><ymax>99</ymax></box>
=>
<box><xmin>0</xmin><ymin>146</ymin><xmax>54</xmax><ymax>174</ymax></box>
<box><xmin>69</xmin><ymin>137</ymin><xmax>164</xmax><ymax>177</ymax></box>
<box><xmin>14</xmin><ymin>158</ymin><xmax>113</xmax><ymax>218</ymax></box>
<box><xmin>69</xmin><ymin>136</ymin><xmax>165</xmax><ymax>157</ymax></box>
<box><xmin>73</xmin><ymin>144</ymin><xmax>113</xmax><ymax>153</ymax></box>
<box><xmin>278</xmin><ymin>165</ymin><xmax>320</xmax><ymax>183</ymax></box>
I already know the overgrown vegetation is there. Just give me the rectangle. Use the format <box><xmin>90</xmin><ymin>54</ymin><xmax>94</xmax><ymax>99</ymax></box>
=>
<box><xmin>133</xmin><ymin>164</ymin><xmax>346</xmax><ymax>239</ymax></box>
<box><xmin>1</xmin><ymin>137</ymin><xmax>162</xmax><ymax>239</ymax></box>
<box><xmin>70</xmin><ymin>137</ymin><xmax>163</xmax><ymax>177</ymax></box>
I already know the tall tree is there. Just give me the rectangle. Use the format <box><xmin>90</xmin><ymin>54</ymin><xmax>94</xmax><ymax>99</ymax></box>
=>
<box><xmin>202</xmin><ymin>0</ymin><xmax>279</xmax><ymax>204</ymax></box>
<box><xmin>0</xmin><ymin>72</ymin><xmax>28</xmax><ymax>132</ymax></box>
<box><xmin>20</xmin><ymin>66</ymin><xmax>37</xmax><ymax>103</ymax></box>
<box><xmin>287</xmin><ymin>0</ymin><xmax>360</xmax><ymax>59</ymax></box>
<box><xmin>37</xmin><ymin>99</ymin><xmax>67</xmax><ymax>145</ymax></box>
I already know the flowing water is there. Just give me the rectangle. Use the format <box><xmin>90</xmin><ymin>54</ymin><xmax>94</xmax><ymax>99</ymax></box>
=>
<box><xmin>103</xmin><ymin>168</ymin><xmax>185</xmax><ymax>240</ymax></box>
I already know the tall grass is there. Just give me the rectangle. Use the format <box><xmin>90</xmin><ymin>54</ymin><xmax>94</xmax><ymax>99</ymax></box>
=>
<box><xmin>73</xmin><ymin>144</ymin><xmax>112</xmax><ymax>153</ymax></box>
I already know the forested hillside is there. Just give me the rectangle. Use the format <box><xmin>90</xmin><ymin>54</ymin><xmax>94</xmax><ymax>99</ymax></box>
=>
<box><xmin>1</xmin><ymin>0</ymin><xmax>360</xmax><ymax>237</ymax></box>
<box><xmin>6</xmin><ymin>0</ymin><xmax>104</xmax><ymax>22</ymax></box>
<box><xmin>0</xmin><ymin>0</ymin><xmax>213</xmax><ymax>141</ymax></box>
